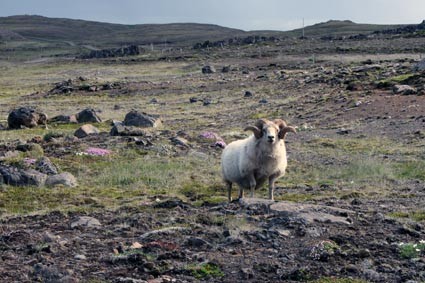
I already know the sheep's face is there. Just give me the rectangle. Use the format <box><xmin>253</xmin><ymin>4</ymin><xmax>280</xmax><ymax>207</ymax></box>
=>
<box><xmin>262</xmin><ymin>123</ymin><xmax>280</xmax><ymax>144</ymax></box>
<box><xmin>245</xmin><ymin>119</ymin><xmax>296</xmax><ymax>142</ymax></box>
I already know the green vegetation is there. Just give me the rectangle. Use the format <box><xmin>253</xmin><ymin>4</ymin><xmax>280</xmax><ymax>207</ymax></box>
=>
<box><xmin>398</xmin><ymin>241</ymin><xmax>425</xmax><ymax>259</ymax></box>
<box><xmin>388</xmin><ymin>210</ymin><xmax>425</xmax><ymax>222</ymax></box>
<box><xmin>188</xmin><ymin>263</ymin><xmax>224</xmax><ymax>279</ymax></box>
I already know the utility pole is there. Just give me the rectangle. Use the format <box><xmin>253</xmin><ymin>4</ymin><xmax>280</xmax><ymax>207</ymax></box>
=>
<box><xmin>302</xmin><ymin>18</ymin><xmax>305</xmax><ymax>38</ymax></box>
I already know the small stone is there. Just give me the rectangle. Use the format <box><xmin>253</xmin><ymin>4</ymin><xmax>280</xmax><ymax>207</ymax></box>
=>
<box><xmin>74</xmin><ymin>124</ymin><xmax>100</xmax><ymax>138</ymax></box>
<box><xmin>74</xmin><ymin>254</ymin><xmax>87</xmax><ymax>260</ymax></box>
<box><xmin>70</xmin><ymin>216</ymin><xmax>101</xmax><ymax>229</ymax></box>
<box><xmin>202</xmin><ymin>65</ymin><xmax>216</xmax><ymax>74</ymax></box>
<box><xmin>244</xmin><ymin>91</ymin><xmax>253</xmax><ymax>97</ymax></box>
<box><xmin>258</xmin><ymin>98</ymin><xmax>268</xmax><ymax>104</ymax></box>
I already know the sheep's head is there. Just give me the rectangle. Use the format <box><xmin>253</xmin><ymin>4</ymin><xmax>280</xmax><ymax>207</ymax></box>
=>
<box><xmin>244</xmin><ymin>119</ymin><xmax>296</xmax><ymax>143</ymax></box>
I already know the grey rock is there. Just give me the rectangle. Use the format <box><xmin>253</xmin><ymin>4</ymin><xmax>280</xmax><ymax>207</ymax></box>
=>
<box><xmin>70</xmin><ymin>216</ymin><xmax>101</xmax><ymax>229</ymax></box>
<box><xmin>36</xmin><ymin>157</ymin><xmax>59</xmax><ymax>175</ymax></box>
<box><xmin>0</xmin><ymin>165</ymin><xmax>47</xmax><ymax>187</ymax></box>
<box><xmin>170</xmin><ymin>136</ymin><xmax>190</xmax><ymax>148</ymax></box>
<box><xmin>202</xmin><ymin>65</ymin><xmax>216</xmax><ymax>74</ymax></box>
<box><xmin>110</xmin><ymin>124</ymin><xmax>146</xmax><ymax>136</ymax></box>
<box><xmin>244</xmin><ymin>91</ymin><xmax>253</xmax><ymax>97</ymax></box>
<box><xmin>393</xmin><ymin>84</ymin><xmax>417</xmax><ymax>95</ymax></box>
<box><xmin>74</xmin><ymin>254</ymin><xmax>87</xmax><ymax>260</ymax></box>
<box><xmin>123</xmin><ymin>111</ymin><xmax>162</xmax><ymax>128</ymax></box>
<box><xmin>49</xmin><ymin>114</ymin><xmax>78</xmax><ymax>124</ymax></box>
<box><xmin>7</xmin><ymin>107</ymin><xmax>47</xmax><ymax>129</ymax></box>
<box><xmin>75</xmin><ymin>108</ymin><xmax>102</xmax><ymax>123</ymax></box>
<box><xmin>46</xmin><ymin>172</ymin><xmax>77</xmax><ymax>187</ymax></box>
<box><xmin>414</xmin><ymin>58</ymin><xmax>425</xmax><ymax>71</ymax></box>
<box><xmin>74</xmin><ymin>124</ymin><xmax>100</xmax><ymax>138</ymax></box>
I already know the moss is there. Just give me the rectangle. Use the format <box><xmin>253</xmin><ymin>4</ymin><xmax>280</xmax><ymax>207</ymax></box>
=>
<box><xmin>388</xmin><ymin>210</ymin><xmax>425</xmax><ymax>222</ymax></box>
<box><xmin>188</xmin><ymin>263</ymin><xmax>224</xmax><ymax>279</ymax></box>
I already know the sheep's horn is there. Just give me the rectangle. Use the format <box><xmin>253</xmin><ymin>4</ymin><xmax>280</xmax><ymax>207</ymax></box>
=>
<box><xmin>244</xmin><ymin>126</ymin><xmax>262</xmax><ymax>139</ymax></box>
<box><xmin>273</xmin><ymin>119</ymin><xmax>288</xmax><ymax>128</ymax></box>
<box><xmin>279</xmin><ymin>126</ymin><xmax>297</xmax><ymax>139</ymax></box>
<box><xmin>255</xmin><ymin>119</ymin><xmax>268</xmax><ymax>130</ymax></box>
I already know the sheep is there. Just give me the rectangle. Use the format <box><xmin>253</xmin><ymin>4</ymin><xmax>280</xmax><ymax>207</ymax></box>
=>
<box><xmin>221</xmin><ymin>118</ymin><xmax>296</xmax><ymax>201</ymax></box>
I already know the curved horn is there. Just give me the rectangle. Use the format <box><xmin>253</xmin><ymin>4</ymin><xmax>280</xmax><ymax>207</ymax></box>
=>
<box><xmin>244</xmin><ymin>126</ymin><xmax>262</xmax><ymax>139</ymax></box>
<box><xmin>274</xmin><ymin>119</ymin><xmax>296</xmax><ymax>139</ymax></box>
<box><xmin>255</xmin><ymin>119</ymin><xmax>268</xmax><ymax>130</ymax></box>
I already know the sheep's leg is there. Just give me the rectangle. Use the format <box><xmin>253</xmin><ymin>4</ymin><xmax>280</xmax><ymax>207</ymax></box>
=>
<box><xmin>226</xmin><ymin>181</ymin><xmax>232</xmax><ymax>202</ymax></box>
<box><xmin>248</xmin><ymin>175</ymin><xmax>256</xmax><ymax>198</ymax></box>
<box><xmin>238</xmin><ymin>187</ymin><xmax>244</xmax><ymax>199</ymax></box>
<box><xmin>268</xmin><ymin>174</ymin><xmax>279</xmax><ymax>201</ymax></box>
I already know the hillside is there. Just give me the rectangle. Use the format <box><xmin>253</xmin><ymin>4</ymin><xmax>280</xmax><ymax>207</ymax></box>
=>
<box><xmin>0</xmin><ymin>15</ymin><xmax>247</xmax><ymax>47</ymax></box>
<box><xmin>285</xmin><ymin>20</ymin><xmax>404</xmax><ymax>37</ymax></box>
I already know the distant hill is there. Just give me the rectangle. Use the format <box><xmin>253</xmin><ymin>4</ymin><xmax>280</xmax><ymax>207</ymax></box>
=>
<box><xmin>284</xmin><ymin>20</ymin><xmax>405</xmax><ymax>38</ymax></box>
<box><xmin>0</xmin><ymin>16</ymin><xmax>410</xmax><ymax>48</ymax></box>
<box><xmin>0</xmin><ymin>15</ymin><xmax>247</xmax><ymax>47</ymax></box>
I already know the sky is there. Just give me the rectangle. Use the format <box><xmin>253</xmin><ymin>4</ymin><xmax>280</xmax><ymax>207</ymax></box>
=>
<box><xmin>1</xmin><ymin>0</ymin><xmax>424</xmax><ymax>31</ymax></box>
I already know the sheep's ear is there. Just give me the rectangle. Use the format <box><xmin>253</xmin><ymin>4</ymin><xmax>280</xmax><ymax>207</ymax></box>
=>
<box><xmin>278</xmin><ymin>126</ymin><xmax>296</xmax><ymax>139</ymax></box>
<box><xmin>244</xmin><ymin>126</ymin><xmax>262</xmax><ymax>139</ymax></box>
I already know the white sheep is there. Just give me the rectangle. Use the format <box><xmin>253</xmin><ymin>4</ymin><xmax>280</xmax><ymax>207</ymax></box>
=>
<box><xmin>221</xmin><ymin>119</ymin><xmax>296</xmax><ymax>201</ymax></box>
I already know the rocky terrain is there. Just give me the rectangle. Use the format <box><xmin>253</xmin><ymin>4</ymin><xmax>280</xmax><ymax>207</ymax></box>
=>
<box><xmin>0</xmin><ymin>25</ymin><xmax>424</xmax><ymax>283</ymax></box>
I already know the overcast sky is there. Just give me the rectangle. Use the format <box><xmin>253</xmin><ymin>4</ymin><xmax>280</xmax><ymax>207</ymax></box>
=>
<box><xmin>1</xmin><ymin>0</ymin><xmax>424</xmax><ymax>31</ymax></box>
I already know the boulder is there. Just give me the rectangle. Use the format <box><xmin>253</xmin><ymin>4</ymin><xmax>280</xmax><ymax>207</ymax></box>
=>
<box><xmin>74</xmin><ymin>124</ymin><xmax>100</xmax><ymax>138</ymax></box>
<box><xmin>0</xmin><ymin>165</ymin><xmax>47</xmax><ymax>187</ymax></box>
<box><xmin>46</xmin><ymin>172</ymin><xmax>77</xmax><ymax>187</ymax></box>
<box><xmin>36</xmin><ymin>157</ymin><xmax>59</xmax><ymax>175</ymax></box>
<box><xmin>414</xmin><ymin>58</ymin><xmax>425</xmax><ymax>71</ymax></box>
<box><xmin>123</xmin><ymin>111</ymin><xmax>162</xmax><ymax>128</ymax></box>
<box><xmin>110</xmin><ymin>124</ymin><xmax>146</xmax><ymax>136</ymax></box>
<box><xmin>7</xmin><ymin>107</ymin><xmax>47</xmax><ymax>129</ymax></box>
<box><xmin>393</xmin><ymin>84</ymin><xmax>417</xmax><ymax>95</ymax></box>
<box><xmin>49</xmin><ymin>114</ymin><xmax>78</xmax><ymax>124</ymax></box>
<box><xmin>202</xmin><ymin>65</ymin><xmax>216</xmax><ymax>74</ymax></box>
<box><xmin>75</xmin><ymin>108</ymin><xmax>102</xmax><ymax>123</ymax></box>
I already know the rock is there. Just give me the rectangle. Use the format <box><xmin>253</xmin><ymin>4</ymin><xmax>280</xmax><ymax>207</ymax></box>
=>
<box><xmin>244</xmin><ymin>91</ymin><xmax>253</xmax><ymax>97</ymax></box>
<box><xmin>352</xmin><ymin>64</ymin><xmax>381</xmax><ymax>72</ymax></box>
<box><xmin>81</xmin><ymin>45</ymin><xmax>142</xmax><ymax>59</ymax></box>
<box><xmin>202</xmin><ymin>65</ymin><xmax>216</xmax><ymax>74</ymax></box>
<box><xmin>221</xmin><ymin>65</ymin><xmax>230</xmax><ymax>73</ymax></box>
<box><xmin>7</xmin><ymin>107</ymin><xmax>47</xmax><ymax>129</ymax></box>
<box><xmin>259</xmin><ymin>98</ymin><xmax>268</xmax><ymax>104</ymax></box>
<box><xmin>70</xmin><ymin>216</ymin><xmax>101</xmax><ymax>229</ymax></box>
<box><xmin>124</xmin><ymin>111</ymin><xmax>162</xmax><ymax>128</ymax></box>
<box><xmin>46</xmin><ymin>172</ymin><xmax>78</xmax><ymax>187</ymax></box>
<box><xmin>189</xmin><ymin>97</ymin><xmax>199</xmax><ymax>103</ymax></box>
<box><xmin>49</xmin><ymin>114</ymin><xmax>78</xmax><ymax>124</ymax></box>
<box><xmin>36</xmin><ymin>157</ymin><xmax>59</xmax><ymax>175</ymax></box>
<box><xmin>393</xmin><ymin>84</ymin><xmax>417</xmax><ymax>95</ymax></box>
<box><xmin>269</xmin><ymin>201</ymin><xmax>353</xmax><ymax>225</ymax></box>
<box><xmin>0</xmin><ymin>165</ymin><xmax>47</xmax><ymax>187</ymax></box>
<box><xmin>74</xmin><ymin>124</ymin><xmax>100</xmax><ymax>138</ymax></box>
<box><xmin>33</xmin><ymin>263</ymin><xmax>71</xmax><ymax>283</ymax></box>
<box><xmin>337</xmin><ymin>128</ymin><xmax>352</xmax><ymax>135</ymax></box>
<box><xmin>414</xmin><ymin>58</ymin><xmax>425</xmax><ymax>71</ymax></box>
<box><xmin>110</xmin><ymin>124</ymin><xmax>146</xmax><ymax>136</ymax></box>
<box><xmin>185</xmin><ymin>237</ymin><xmax>212</xmax><ymax>248</ymax></box>
<box><xmin>74</xmin><ymin>254</ymin><xmax>87</xmax><ymax>260</ymax></box>
<box><xmin>139</xmin><ymin>226</ymin><xmax>190</xmax><ymax>240</ymax></box>
<box><xmin>75</xmin><ymin>108</ymin><xmax>102</xmax><ymax>123</ymax></box>
<box><xmin>202</xmin><ymin>99</ymin><xmax>211</xmax><ymax>106</ymax></box>
<box><xmin>170</xmin><ymin>136</ymin><xmax>190</xmax><ymax>148</ymax></box>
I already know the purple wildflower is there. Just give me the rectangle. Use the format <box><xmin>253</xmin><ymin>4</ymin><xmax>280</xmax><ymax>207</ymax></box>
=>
<box><xmin>85</xmin><ymin>147</ymin><xmax>112</xmax><ymax>156</ymax></box>
<box><xmin>23</xmin><ymin>158</ymin><xmax>37</xmax><ymax>165</ymax></box>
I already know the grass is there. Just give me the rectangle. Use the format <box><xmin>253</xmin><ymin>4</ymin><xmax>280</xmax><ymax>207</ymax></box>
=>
<box><xmin>187</xmin><ymin>263</ymin><xmax>224</xmax><ymax>279</ymax></box>
<box><xmin>388</xmin><ymin>210</ymin><xmax>425</xmax><ymax>222</ymax></box>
